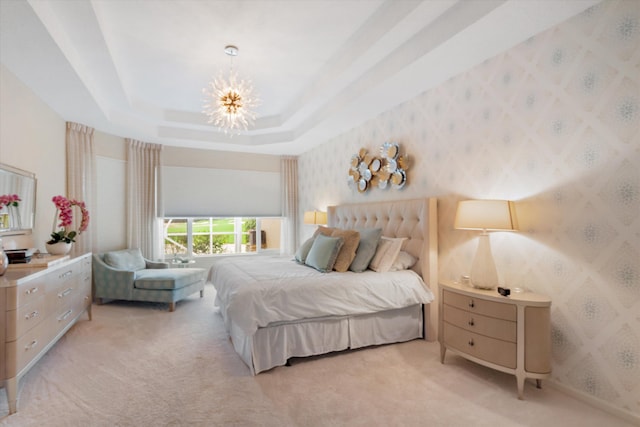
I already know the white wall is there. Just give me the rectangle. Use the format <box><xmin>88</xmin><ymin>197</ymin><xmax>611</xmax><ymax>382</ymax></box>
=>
<box><xmin>0</xmin><ymin>64</ymin><xmax>66</xmax><ymax>251</ymax></box>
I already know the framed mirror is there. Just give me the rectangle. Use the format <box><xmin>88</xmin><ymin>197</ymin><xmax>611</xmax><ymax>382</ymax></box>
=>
<box><xmin>0</xmin><ymin>163</ymin><xmax>37</xmax><ymax>236</ymax></box>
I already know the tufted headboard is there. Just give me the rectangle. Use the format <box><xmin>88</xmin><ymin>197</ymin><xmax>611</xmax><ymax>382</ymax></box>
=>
<box><xmin>327</xmin><ymin>198</ymin><xmax>438</xmax><ymax>340</ymax></box>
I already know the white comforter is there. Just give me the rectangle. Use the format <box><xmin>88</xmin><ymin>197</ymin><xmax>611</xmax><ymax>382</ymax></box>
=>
<box><xmin>210</xmin><ymin>255</ymin><xmax>434</xmax><ymax>336</ymax></box>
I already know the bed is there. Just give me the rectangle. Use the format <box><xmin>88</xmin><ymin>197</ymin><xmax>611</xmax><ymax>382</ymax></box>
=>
<box><xmin>210</xmin><ymin>198</ymin><xmax>438</xmax><ymax>374</ymax></box>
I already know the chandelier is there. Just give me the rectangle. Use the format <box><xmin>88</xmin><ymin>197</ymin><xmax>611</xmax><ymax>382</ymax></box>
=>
<box><xmin>202</xmin><ymin>45</ymin><xmax>260</xmax><ymax>134</ymax></box>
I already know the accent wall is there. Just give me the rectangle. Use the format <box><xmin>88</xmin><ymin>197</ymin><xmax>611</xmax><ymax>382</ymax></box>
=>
<box><xmin>298</xmin><ymin>0</ymin><xmax>639</xmax><ymax>419</ymax></box>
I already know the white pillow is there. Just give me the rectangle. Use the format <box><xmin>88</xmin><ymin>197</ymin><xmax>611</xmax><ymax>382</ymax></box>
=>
<box><xmin>369</xmin><ymin>237</ymin><xmax>406</xmax><ymax>272</ymax></box>
<box><xmin>389</xmin><ymin>251</ymin><xmax>417</xmax><ymax>271</ymax></box>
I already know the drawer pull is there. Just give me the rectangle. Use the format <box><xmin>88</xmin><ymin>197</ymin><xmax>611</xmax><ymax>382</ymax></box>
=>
<box><xmin>58</xmin><ymin>309</ymin><xmax>73</xmax><ymax>321</ymax></box>
<box><xmin>59</xmin><ymin>270</ymin><xmax>73</xmax><ymax>279</ymax></box>
<box><xmin>25</xmin><ymin>287</ymin><xmax>39</xmax><ymax>295</ymax></box>
<box><xmin>468</xmin><ymin>299</ymin><xmax>475</xmax><ymax>308</ymax></box>
<box><xmin>468</xmin><ymin>339</ymin><xmax>475</xmax><ymax>347</ymax></box>
<box><xmin>25</xmin><ymin>340</ymin><xmax>38</xmax><ymax>350</ymax></box>
<box><xmin>25</xmin><ymin>310</ymin><xmax>39</xmax><ymax>320</ymax></box>
<box><xmin>468</xmin><ymin>318</ymin><xmax>475</xmax><ymax>326</ymax></box>
<box><xmin>58</xmin><ymin>288</ymin><xmax>74</xmax><ymax>298</ymax></box>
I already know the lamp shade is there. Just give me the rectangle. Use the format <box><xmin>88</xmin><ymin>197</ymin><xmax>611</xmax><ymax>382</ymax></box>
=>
<box><xmin>454</xmin><ymin>200</ymin><xmax>518</xmax><ymax>231</ymax></box>
<box><xmin>304</xmin><ymin>211</ymin><xmax>327</xmax><ymax>225</ymax></box>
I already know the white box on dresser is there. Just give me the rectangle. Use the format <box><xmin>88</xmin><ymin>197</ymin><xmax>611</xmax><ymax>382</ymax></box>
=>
<box><xmin>439</xmin><ymin>280</ymin><xmax>551</xmax><ymax>399</ymax></box>
<box><xmin>0</xmin><ymin>253</ymin><xmax>92</xmax><ymax>414</ymax></box>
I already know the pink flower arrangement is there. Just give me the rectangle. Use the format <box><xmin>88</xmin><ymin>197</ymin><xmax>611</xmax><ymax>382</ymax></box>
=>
<box><xmin>47</xmin><ymin>195</ymin><xmax>90</xmax><ymax>244</ymax></box>
<box><xmin>0</xmin><ymin>194</ymin><xmax>20</xmax><ymax>210</ymax></box>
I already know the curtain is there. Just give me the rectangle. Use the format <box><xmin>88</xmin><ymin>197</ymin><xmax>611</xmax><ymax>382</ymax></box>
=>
<box><xmin>126</xmin><ymin>139</ymin><xmax>163</xmax><ymax>260</ymax></box>
<box><xmin>66</xmin><ymin>122</ymin><xmax>96</xmax><ymax>257</ymax></box>
<box><xmin>280</xmin><ymin>156</ymin><xmax>298</xmax><ymax>255</ymax></box>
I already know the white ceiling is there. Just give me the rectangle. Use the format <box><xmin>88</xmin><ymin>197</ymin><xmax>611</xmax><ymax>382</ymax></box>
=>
<box><xmin>0</xmin><ymin>0</ymin><xmax>601</xmax><ymax>156</ymax></box>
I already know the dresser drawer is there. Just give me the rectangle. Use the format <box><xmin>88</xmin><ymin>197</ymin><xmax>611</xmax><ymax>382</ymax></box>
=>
<box><xmin>48</xmin><ymin>265</ymin><xmax>82</xmax><ymax>296</ymax></box>
<box><xmin>51</xmin><ymin>305</ymin><xmax>79</xmax><ymax>335</ymax></box>
<box><xmin>11</xmin><ymin>277</ymin><xmax>46</xmax><ymax>310</ymax></box>
<box><xmin>51</xmin><ymin>282</ymin><xmax>79</xmax><ymax>314</ymax></box>
<box><xmin>443</xmin><ymin>322</ymin><xmax>516</xmax><ymax>369</ymax></box>
<box><xmin>5</xmin><ymin>317</ymin><xmax>51</xmax><ymax>377</ymax></box>
<box><xmin>443</xmin><ymin>304</ymin><xmax>516</xmax><ymax>342</ymax></box>
<box><xmin>443</xmin><ymin>289</ymin><xmax>516</xmax><ymax>321</ymax></box>
<box><xmin>6</xmin><ymin>296</ymin><xmax>48</xmax><ymax>342</ymax></box>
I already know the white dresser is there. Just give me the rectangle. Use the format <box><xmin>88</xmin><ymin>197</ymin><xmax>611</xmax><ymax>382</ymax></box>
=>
<box><xmin>439</xmin><ymin>280</ymin><xmax>551</xmax><ymax>399</ymax></box>
<box><xmin>0</xmin><ymin>253</ymin><xmax>92</xmax><ymax>414</ymax></box>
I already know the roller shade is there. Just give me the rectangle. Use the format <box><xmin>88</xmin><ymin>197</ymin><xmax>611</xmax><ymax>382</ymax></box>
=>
<box><xmin>163</xmin><ymin>166</ymin><xmax>281</xmax><ymax>217</ymax></box>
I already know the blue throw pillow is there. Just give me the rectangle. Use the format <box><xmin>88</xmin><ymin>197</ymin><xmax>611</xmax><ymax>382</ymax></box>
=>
<box><xmin>305</xmin><ymin>234</ymin><xmax>344</xmax><ymax>273</ymax></box>
<box><xmin>349</xmin><ymin>228</ymin><xmax>383</xmax><ymax>272</ymax></box>
<box><xmin>294</xmin><ymin>236</ymin><xmax>316</xmax><ymax>264</ymax></box>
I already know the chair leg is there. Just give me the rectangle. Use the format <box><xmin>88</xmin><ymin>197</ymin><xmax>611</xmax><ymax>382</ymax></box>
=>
<box><xmin>169</xmin><ymin>302</ymin><xmax>176</xmax><ymax>312</ymax></box>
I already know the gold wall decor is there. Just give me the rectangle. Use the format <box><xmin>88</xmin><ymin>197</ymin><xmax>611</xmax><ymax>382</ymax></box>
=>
<box><xmin>348</xmin><ymin>142</ymin><xmax>409</xmax><ymax>193</ymax></box>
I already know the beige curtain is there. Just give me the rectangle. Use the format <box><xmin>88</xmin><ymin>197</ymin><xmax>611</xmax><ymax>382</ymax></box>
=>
<box><xmin>126</xmin><ymin>139</ymin><xmax>163</xmax><ymax>260</ymax></box>
<box><xmin>280</xmin><ymin>156</ymin><xmax>298</xmax><ymax>255</ymax></box>
<box><xmin>66</xmin><ymin>122</ymin><xmax>96</xmax><ymax>257</ymax></box>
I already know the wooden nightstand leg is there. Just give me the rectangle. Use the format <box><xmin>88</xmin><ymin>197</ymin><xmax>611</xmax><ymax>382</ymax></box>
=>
<box><xmin>516</xmin><ymin>375</ymin><xmax>525</xmax><ymax>400</ymax></box>
<box><xmin>536</xmin><ymin>379</ymin><xmax>542</xmax><ymax>389</ymax></box>
<box><xmin>439</xmin><ymin>343</ymin><xmax>446</xmax><ymax>364</ymax></box>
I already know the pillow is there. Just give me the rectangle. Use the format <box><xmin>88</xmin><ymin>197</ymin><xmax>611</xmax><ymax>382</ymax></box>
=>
<box><xmin>368</xmin><ymin>237</ymin><xmax>406</xmax><ymax>273</ymax></box>
<box><xmin>294</xmin><ymin>236</ymin><xmax>316</xmax><ymax>264</ymax></box>
<box><xmin>103</xmin><ymin>248</ymin><xmax>146</xmax><ymax>271</ymax></box>
<box><xmin>314</xmin><ymin>226</ymin><xmax>335</xmax><ymax>237</ymax></box>
<box><xmin>349</xmin><ymin>228</ymin><xmax>383</xmax><ymax>273</ymax></box>
<box><xmin>330</xmin><ymin>229</ymin><xmax>360</xmax><ymax>272</ymax></box>
<box><xmin>305</xmin><ymin>234</ymin><xmax>344</xmax><ymax>273</ymax></box>
<box><xmin>389</xmin><ymin>251</ymin><xmax>417</xmax><ymax>271</ymax></box>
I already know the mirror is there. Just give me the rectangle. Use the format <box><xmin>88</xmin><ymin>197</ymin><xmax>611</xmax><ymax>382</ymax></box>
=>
<box><xmin>0</xmin><ymin>163</ymin><xmax>36</xmax><ymax>236</ymax></box>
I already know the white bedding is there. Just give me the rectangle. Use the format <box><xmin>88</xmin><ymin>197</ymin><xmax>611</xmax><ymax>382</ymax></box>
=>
<box><xmin>211</xmin><ymin>255</ymin><xmax>434</xmax><ymax>337</ymax></box>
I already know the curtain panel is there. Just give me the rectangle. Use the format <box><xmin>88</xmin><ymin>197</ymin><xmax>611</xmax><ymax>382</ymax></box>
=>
<box><xmin>126</xmin><ymin>139</ymin><xmax>163</xmax><ymax>260</ymax></box>
<box><xmin>280</xmin><ymin>156</ymin><xmax>298</xmax><ymax>255</ymax></box>
<box><xmin>65</xmin><ymin>122</ymin><xmax>96</xmax><ymax>257</ymax></box>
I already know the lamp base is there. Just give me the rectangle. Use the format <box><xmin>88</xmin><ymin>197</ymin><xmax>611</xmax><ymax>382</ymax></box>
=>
<box><xmin>470</xmin><ymin>232</ymin><xmax>499</xmax><ymax>290</ymax></box>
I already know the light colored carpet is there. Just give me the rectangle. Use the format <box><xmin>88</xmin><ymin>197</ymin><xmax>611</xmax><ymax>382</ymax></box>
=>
<box><xmin>0</xmin><ymin>283</ymin><xmax>633</xmax><ymax>427</ymax></box>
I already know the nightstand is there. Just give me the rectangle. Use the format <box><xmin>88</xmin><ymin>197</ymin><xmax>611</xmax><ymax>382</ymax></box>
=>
<box><xmin>439</xmin><ymin>280</ymin><xmax>551</xmax><ymax>399</ymax></box>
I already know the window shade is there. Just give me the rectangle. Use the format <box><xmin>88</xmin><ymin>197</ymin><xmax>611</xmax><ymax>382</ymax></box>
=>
<box><xmin>163</xmin><ymin>166</ymin><xmax>281</xmax><ymax>217</ymax></box>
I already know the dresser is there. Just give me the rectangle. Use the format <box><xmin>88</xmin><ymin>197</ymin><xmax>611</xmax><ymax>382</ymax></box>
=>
<box><xmin>439</xmin><ymin>280</ymin><xmax>551</xmax><ymax>399</ymax></box>
<box><xmin>0</xmin><ymin>253</ymin><xmax>92</xmax><ymax>414</ymax></box>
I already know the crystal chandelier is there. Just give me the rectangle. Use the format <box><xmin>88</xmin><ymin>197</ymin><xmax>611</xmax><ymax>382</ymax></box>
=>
<box><xmin>202</xmin><ymin>45</ymin><xmax>260</xmax><ymax>134</ymax></box>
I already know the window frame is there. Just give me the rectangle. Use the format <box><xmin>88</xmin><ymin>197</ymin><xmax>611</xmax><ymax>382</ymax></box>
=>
<box><xmin>163</xmin><ymin>216</ymin><xmax>281</xmax><ymax>258</ymax></box>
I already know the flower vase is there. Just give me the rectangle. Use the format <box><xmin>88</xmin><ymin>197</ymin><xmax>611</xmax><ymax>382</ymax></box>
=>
<box><xmin>0</xmin><ymin>238</ymin><xmax>8</xmax><ymax>276</ymax></box>
<box><xmin>46</xmin><ymin>242</ymin><xmax>72</xmax><ymax>255</ymax></box>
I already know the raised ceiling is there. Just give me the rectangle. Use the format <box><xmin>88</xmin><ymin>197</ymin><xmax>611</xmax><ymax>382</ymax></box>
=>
<box><xmin>0</xmin><ymin>0</ymin><xmax>601</xmax><ymax>155</ymax></box>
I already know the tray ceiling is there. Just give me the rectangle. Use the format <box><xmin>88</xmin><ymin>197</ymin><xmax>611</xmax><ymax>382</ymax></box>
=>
<box><xmin>0</xmin><ymin>0</ymin><xmax>601</xmax><ymax>155</ymax></box>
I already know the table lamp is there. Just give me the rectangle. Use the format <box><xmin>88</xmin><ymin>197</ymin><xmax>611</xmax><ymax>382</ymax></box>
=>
<box><xmin>454</xmin><ymin>200</ymin><xmax>518</xmax><ymax>289</ymax></box>
<box><xmin>303</xmin><ymin>211</ymin><xmax>327</xmax><ymax>225</ymax></box>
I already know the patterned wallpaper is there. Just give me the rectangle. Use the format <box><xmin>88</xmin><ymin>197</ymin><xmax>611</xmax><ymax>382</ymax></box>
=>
<box><xmin>298</xmin><ymin>0</ymin><xmax>639</xmax><ymax>418</ymax></box>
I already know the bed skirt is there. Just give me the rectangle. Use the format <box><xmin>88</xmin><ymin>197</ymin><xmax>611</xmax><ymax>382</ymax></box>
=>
<box><xmin>228</xmin><ymin>304</ymin><xmax>425</xmax><ymax>375</ymax></box>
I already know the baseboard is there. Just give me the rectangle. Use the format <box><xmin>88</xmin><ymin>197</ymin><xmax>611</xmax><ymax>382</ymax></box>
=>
<box><xmin>547</xmin><ymin>380</ymin><xmax>639</xmax><ymax>425</ymax></box>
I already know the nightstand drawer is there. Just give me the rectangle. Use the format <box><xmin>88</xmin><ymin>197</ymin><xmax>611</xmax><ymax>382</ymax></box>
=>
<box><xmin>443</xmin><ymin>289</ymin><xmax>516</xmax><ymax>321</ymax></box>
<box><xmin>443</xmin><ymin>303</ymin><xmax>516</xmax><ymax>342</ymax></box>
<box><xmin>444</xmin><ymin>322</ymin><xmax>516</xmax><ymax>369</ymax></box>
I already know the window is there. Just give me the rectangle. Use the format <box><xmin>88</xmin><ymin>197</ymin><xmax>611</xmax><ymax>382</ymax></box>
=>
<box><xmin>163</xmin><ymin>217</ymin><xmax>282</xmax><ymax>257</ymax></box>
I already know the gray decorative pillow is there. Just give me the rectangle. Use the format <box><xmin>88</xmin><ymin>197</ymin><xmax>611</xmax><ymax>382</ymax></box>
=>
<box><xmin>103</xmin><ymin>248</ymin><xmax>146</xmax><ymax>271</ymax></box>
<box><xmin>294</xmin><ymin>236</ymin><xmax>316</xmax><ymax>264</ymax></box>
<box><xmin>349</xmin><ymin>228</ymin><xmax>382</xmax><ymax>273</ymax></box>
<box><xmin>305</xmin><ymin>234</ymin><xmax>344</xmax><ymax>273</ymax></box>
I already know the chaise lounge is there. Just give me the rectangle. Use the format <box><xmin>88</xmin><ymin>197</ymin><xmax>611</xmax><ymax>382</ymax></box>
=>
<box><xmin>93</xmin><ymin>248</ymin><xmax>206</xmax><ymax>311</ymax></box>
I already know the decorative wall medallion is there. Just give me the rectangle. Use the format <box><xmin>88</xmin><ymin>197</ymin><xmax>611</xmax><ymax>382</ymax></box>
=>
<box><xmin>348</xmin><ymin>143</ymin><xmax>409</xmax><ymax>192</ymax></box>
